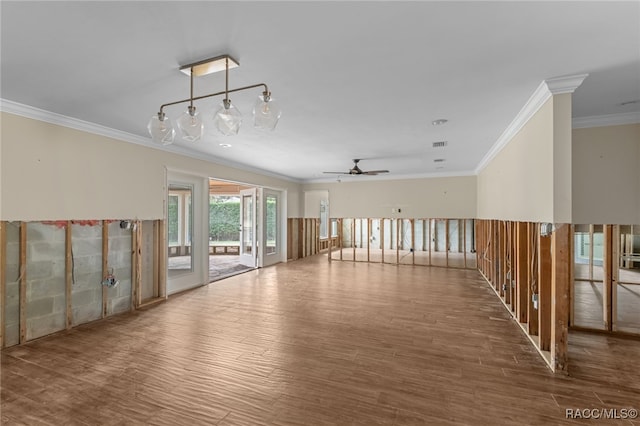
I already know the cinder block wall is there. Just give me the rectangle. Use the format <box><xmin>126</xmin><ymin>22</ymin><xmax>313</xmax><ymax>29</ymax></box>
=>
<box><xmin>107</xmin><ymin>222</ymin><xmax>132</xmax><ymax>315</ymax></box>
<box><xmin>26</xmin><ymin>223</ymin><xmax>66</xmax><ymax>340</ymax></box>
<box><xmin>71</xmin><ymin>224</ymin><xmax>103</xmax><ymax>326</ymax></box>
<box><xmin>5</xmin><ymin>223</ymin><xmax>20</xmax><ymax>346</ymax></box>
<box><xmin>3</xmin><ymin>221</ymin><xmax>137</xmax><ymax>347</ymax></box>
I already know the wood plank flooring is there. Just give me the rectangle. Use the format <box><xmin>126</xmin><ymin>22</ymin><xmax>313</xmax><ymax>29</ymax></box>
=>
<box><xmin>2</xmin><ymin>255</ymin><xmax>639</xmax><ymax>425</ymax></box>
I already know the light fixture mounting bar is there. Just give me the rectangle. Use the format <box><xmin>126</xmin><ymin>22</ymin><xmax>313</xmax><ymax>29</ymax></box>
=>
<box><xmin>179</xmin><ymin>55</ymin><xmax>239</xmax><ymax>77</ymax></box>
<box><xmin>159</xmin><ymin>83</ymin><xmax>269</xmax><ymax>113</ymax></box>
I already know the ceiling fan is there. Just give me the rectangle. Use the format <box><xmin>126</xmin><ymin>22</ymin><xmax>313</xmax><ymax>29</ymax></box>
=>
<box><xmin>323</xmin><ymin>159</ymin><xmax>389</xmax><ymax>176</ymax></box>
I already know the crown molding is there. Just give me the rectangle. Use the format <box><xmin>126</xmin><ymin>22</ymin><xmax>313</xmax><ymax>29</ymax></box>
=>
<box><xmin>475</xmin><ymin>74</ymin><xmax>588</xmax><ymax>174</ymax></box>
<box><xmin>0</xmin><ymin>98</ymin><xmax>301</xmax><ymax>184</ymax></box>
<box><xmin>302</xmin><ymin>169</ymin><xmax>477</xmax><ymax>184</ymax></box>
<box><xmin>572</xmin><ymin>111</ymin><xmax>640</xmax><ymax>129</ymax></box>
<box><xmin>545</xmin><ymin>73</ymin><xmax>589</xmax><ymax>95</ymax></box>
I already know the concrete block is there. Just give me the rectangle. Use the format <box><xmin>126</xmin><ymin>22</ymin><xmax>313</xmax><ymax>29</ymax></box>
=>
<box><xmin>72</xmin><ymin>304</ymin><xmax>102</xmax><ymax>326</ymax></box>
<box><xmin>73</xmin><ymin>271</ymin><xmax>103</xmax><ymax>290</ymax></box>
<box><xmin>28</xmin><ymin>241</ymin><xmax>65</xmax><ymax>263</ymax></box>
<box><xmin>72</xmin><ymin>255</ymin><xmax>102</xmax><ymax>275</ymax></box>
<box><xmin>108</xmin><ymin>296</ymin><xmax>131</xmax><ymax>315</ymax></box>
<box><xmin>26</xmin><ymin>297</ymin><xmax>54</xmax><ymax>318</ymax></box>
<box><xmin>4</xmin><ymin>263</ymin><xmax>20</xmax><ymax>282</ymax></box>
<box><xmin>72</xmin><ymin>288</ymin><xmax>99</xmax><ymax>307</ymax></box>
<box><xmin>28</xmin><ymin>277</ymin><xmax>65</xmax><ymax>299</ymax></box>
<box><xmin>6</xmin><ymin>241</ymin><xmax>19</xmax><ymax>264</ymax></box>
<box><xmin>4</xmin><ymin>325</ymin><xmax>19</xmax><ymax>347</ymax></box>
<box><xmin>27</xmin><ymin>313</ymin><xmax>65</xmax><ymax>340</ymax></box>
<box><xmin>27</xmin><ymin>223</ymin><xmax>65</xmax><ymax>242</ymax></box>
<box><xmin>72</xmin><ymin>224</ymin><xmax>102</xmax><ymax>239</ymax></box>
<box><xmin>52</xmin><ymin>295</ymin><xmax>67</xmax><ymax>314</ymax></box>
<box><xmin>26</xmin><ymin>260</ymin><xmax>53</xmax><ymax>280</ymax></box>
<box><xmin>71</xmin><ymin>238</ymin><xmax>102</xmax><ymax>257</ymax></box>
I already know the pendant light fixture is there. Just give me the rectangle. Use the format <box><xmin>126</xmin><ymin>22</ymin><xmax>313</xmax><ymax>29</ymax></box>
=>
<box><xmin>147</xmin><ymin>54</ymin><xmax>281</xmax><ymax>145</ymax></box>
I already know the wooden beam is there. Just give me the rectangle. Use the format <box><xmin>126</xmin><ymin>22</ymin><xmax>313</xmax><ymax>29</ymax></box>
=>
<box><xmin>367</xmin><ymin>218</ymin><xmax>371</xmax><ymax>262</ymax></box>
<box><xmin>133</xmin><ymin>220</ymin><xmax>142</xmax><ymax>309</ymax></box>
<box><xmin>380</xmin><ymin>219</ymin><xmax>384</xmax><ymax>263</ymax></box>
<box><xmin>463</xmin><ymin>219</ymin><xmax>467</xmax><ymax>269</ymax></box>
<box><xmin>527</xmin><ymin>223</ymin><xmax>538</xmax><ymax>336</ymax></box>
<box><xmin>158</xmin><ymin>220</ymin><xmax>167</xmax><ymax>299</ymax></box>
<box><xmin>19</xmin><ymin>222</ymin><xmax>27</xmax><ymax>344</ymax></box>
<box><xmin>603</xmin><ymin>224</ymin><xmax>614</xmax><ymax>331</ymax></box>
<box><xmin>102</xmin><ymin>221</ymin><xmax>108</xmax><ymax>318</ymax></box>
<box><xmin>0</xmin><ymin>222</ymin><xmax>6</xmax><ymax>348</ymax></box>
<box><xmin>65</xmin><ymin>222</ymin><xmax>73</xmax><ymax>329</ymax></box>
<box><xmin>499</xmin><ymin>221</ymin><xmax>506</xmax><ymax>297</ymax></box>
<box><xmin>396</xmin><ymin>219</ymin><xmax>400</xmax><ymax>265</ymax></box>
<box><xmin>445</xmin><ymin>219</ymin><xmax>450</xmax><ymax>268</ymax></box>
<box><xmin>538</xmin><ymin>233</ymin><xmax>552</xmax><ymax>351</ymax></box>
<box><xmin>568</xmin><ymin>225</ymin><xmax>575</xmax><ymax>327</ymax></box>
<box><xmin>551</xmin><ymin>223</ymin><xmax>571</xmax><ymax>374</ymax></box>
<box><xmin>352</xmin><ymin>218</ymin><xmax>356</xmax><ymax>261</ymax></box>
<box><xmin>153</xmin><ymin>220</ymin><xmax>159</xmax><ymax>297</ymax></box>
<box><xmin>411</xmin><ymin>219</ymin><xmax>415</xmax><ymax>265</ymax></box>
<box><xmin>428</xmin><ymin>219</ymin><xmax>432</xmax><ymax>266</ymax></box>
<box><xmin>504</xmin><ymin>222</ymin><xmax>511</xmax><ymax>305</ymax></box>
<box><xmin>588</xmin><ymin>224</ymin><xmax>594</xmax><ymax>281</ymax></box>
<box><xmin>516</xmin><ymin>222</ymin><xmax>529</xmax><ymax>324</ymax></box>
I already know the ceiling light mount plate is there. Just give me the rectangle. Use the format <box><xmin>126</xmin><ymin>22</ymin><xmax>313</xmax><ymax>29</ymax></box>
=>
<box><xmin>180</xmin><ymin>55</ymin><xmax>239</xmax><ymax>77</ymax></box>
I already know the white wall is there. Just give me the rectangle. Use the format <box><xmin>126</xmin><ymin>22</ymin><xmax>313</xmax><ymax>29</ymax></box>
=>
<box><xmin>303</xmin><ymin>175</ymin><xmax>477</xmax><ymax>219</ymax></box>
<box><xmin>477</xmin><ymin>95</ymin><xmax>573</xmax><ymax>223</ymax></box>
<box><xmin>304</xmin><ymin>190</ymin><xmax>328</xmax><ymax>218</ymax></box>
<box><xmin>572</xmin><ymin>123</ymin><xmax>640</xmax><ymax>225</ymax></box>
<box><xmin>0</xmin><ymin>113</ymin><xmax>302</xmax><ymax>221</ymax></box>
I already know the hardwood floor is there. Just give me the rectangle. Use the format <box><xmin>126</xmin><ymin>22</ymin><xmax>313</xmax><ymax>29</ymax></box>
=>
<box><xmin>2</xmin><ymin>255</ymin><xmax>639</xmax><ymax>425</ymax></box>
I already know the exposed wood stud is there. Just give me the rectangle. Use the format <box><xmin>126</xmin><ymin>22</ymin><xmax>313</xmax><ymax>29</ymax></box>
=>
<box><xmin>428</xmin><ymin>219</ymin><xmax>432</xmax><ymax>266</ymax></box>
<box><xmin>19</xmin><ymin>222</ymin><xmax>27</xmax><ymax>344</ymax></box>
<box><xmin>603</xmin><ymin>224</ymin><xmax>614</xmax><ymax>331</ymax></box>
<box><xmin>516</xmin><ymin>222</ymin><xmax>529</xmax><ymax>324</ymax></box>
<box><xmin>396</xmin><ymin>219</ymin><xmax>400</xmax><ymax>265</ymax></box>
<box><xmin>380</xmin><ymin>219</ymin><xmax>384</xmax><ymax>263</ymax></box>
<box><xmin>527</xmin><ymin>223</ymin><xmax>538</xmax><ymax>336</ymax></box>
<box><xmin>158</xmin><ymin>220</ymin><xmax>167</xmax><ymax>299</ymax></box>
<box><xmin>102</xmin><ymin>221</ymin><xmax>109</xmax><ymax>318</ymax></box>
<box><xmin>0</xmin><ymin>222</ymin><xmax>6</xmax><ymax>348</ymax></box>
<box><xmin>411</xmin><ymin>219</ymin><xmax>415</xmax><ymax>265</ymax></box>
<box><xmin>551</xmin><ymin>223</ymin><xmax>571</xmax><ymax>374</ymax></box>
<box><xmin>538</xmin><ymin>233</ymin><xmax>552</xmax><ymax>351</ymax></box>
<box><xmin>367</xmin><ymin>218</ymin><xmax>371</xmax><ymax>262</ymax></box>
<box><xmin>152</xmin><ymin>221</ymin><xmax>159</xmax><ymax>297</ymax></box>
<box><xmin>463</xmin><ymin>219</ymin><xmax>467</xmax><ymax>269</ymax></box>
<box><xmin>445</xmin><ymin>219</ymin><xmax>449</xmax><ymax>268</ymax></box>
<box><xmin>589</xmin><ymin>224</ymin><xmax>594</xmax><ymax>281</ymax></box>
<box><xmin>133</xmin><ymin>220</ymin><xmax>142</xmax><ymax>309</ymax></box>
<box><xmin>65</xmin><ymin>222</ymin><xmax>73</xmax><ymax>329</ymax></box>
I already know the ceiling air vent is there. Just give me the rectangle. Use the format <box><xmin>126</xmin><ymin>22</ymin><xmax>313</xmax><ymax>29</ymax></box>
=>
<box><xmin>434</xmin><ymin>158</ymin><xmax>446</xmax><ymax>163</ymax></box>
<box><xmin>432</xmin><ymin>141</ymin><xmax>448</xmax><ymax>148</ymax></box>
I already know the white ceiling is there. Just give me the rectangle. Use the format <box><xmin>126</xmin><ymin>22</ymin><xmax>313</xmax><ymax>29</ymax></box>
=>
<box><xmin>1</xmin><ymin>1</ymin><xmax>639</xmax><ymax>182</ymax></box>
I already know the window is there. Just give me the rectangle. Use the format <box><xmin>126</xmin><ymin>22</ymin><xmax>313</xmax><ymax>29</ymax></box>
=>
<box><xmin>319</xmin><ymin>200</ymin><xmax>328</xmax><ymax>239</ymax></box>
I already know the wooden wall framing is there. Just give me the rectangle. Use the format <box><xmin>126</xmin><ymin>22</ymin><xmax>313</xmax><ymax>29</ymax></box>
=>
<box><xmin>477</xmin><ymin>219</ymin><xmax>566</xmax><ymax>373</ymax></box>
<box><xmin>329</xmin><ymin>217</ymin><xmax>475</xmax><ymax>269</ymax></box>
<box><xmin>1</xmin><ymin>219</ymin><xmax>166</xmax><ymax>349</ymax></box>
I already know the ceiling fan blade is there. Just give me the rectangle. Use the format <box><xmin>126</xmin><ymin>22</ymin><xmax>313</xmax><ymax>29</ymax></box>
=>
<box><xmin>362</xmin><ymin>170</ymin><xmax>389</xmax><ymax>175</ymax></box>
<box><xmin>323</xmin><ymin>171</ymin><xmax>348</xmax><ymax>174</ymax></box>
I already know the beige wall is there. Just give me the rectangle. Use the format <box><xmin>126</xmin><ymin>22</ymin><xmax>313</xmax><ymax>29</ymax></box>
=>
<box><xmin>572</xmin><ymin>123</ymin><xmax>640</xmax><ymax>225</ymax></box>
<box><xmin>477</xmin><ymin>94</ymin><xmax>574</xmax><ymax>223</ymax></box>
<box><xmin>303</xmin><ymin>190</ymin><xmax>328</xmax><ymax>218</ymax></box>
<box><xmin>0</xmin><ymin>113</ymin><xmax>302</xmax><ymax>221</ymax></box>
<box><xmin>552</xmin><ymin>94</ymin><xmax>573</xmax><ymax>223</ymax></box>
<box><xmin>303</xmin><ymin>175</ymin><xmax>477</xmax><ymax>219</ymax></box>
<box><xmin>477</xmin><ymin>97</ymin><xmax>555</xmax><ymax>222</ymax></box>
